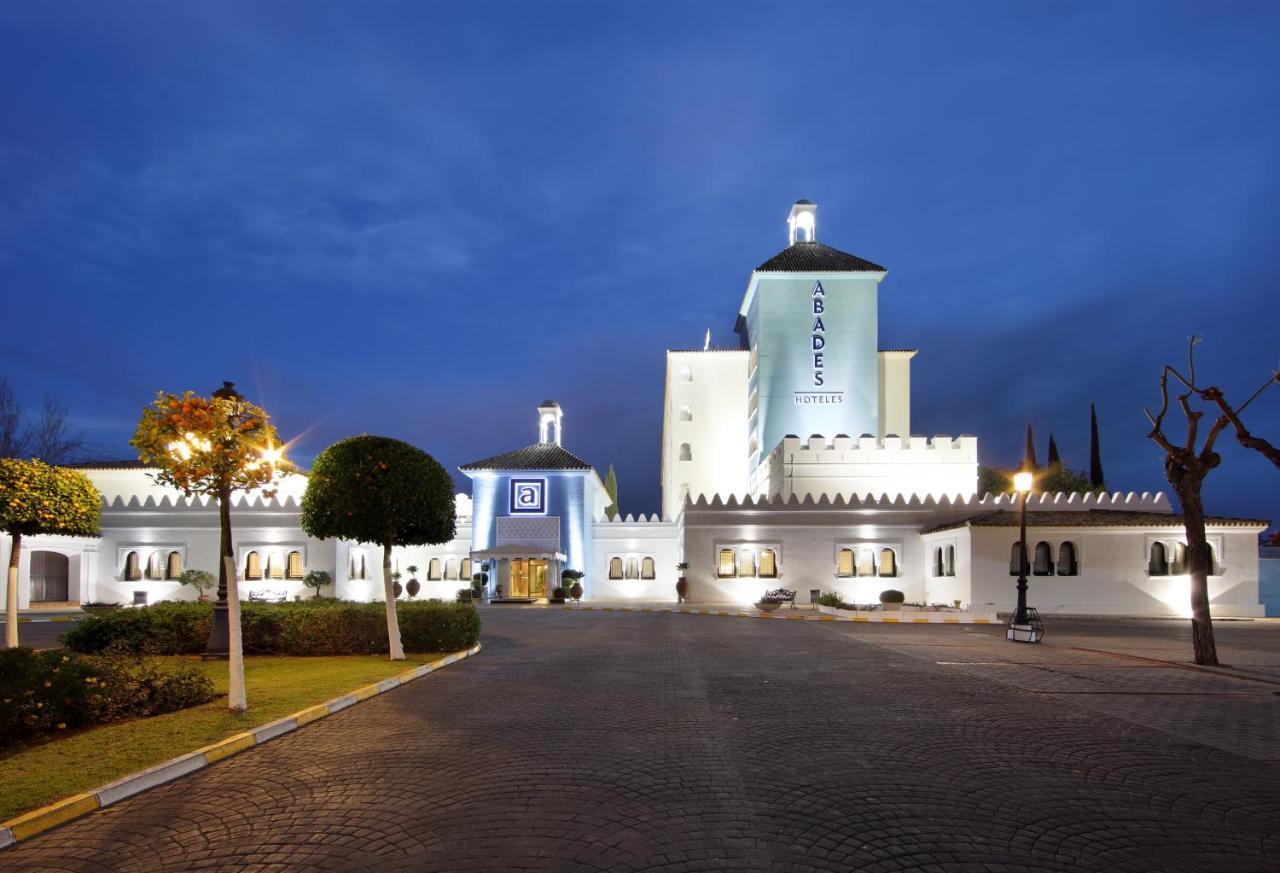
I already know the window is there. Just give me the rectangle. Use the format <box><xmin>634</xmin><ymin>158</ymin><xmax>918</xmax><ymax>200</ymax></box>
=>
<box><xmin>739</xmin><ymin>550</ymin><xmax>756</xmax><ymax>577</ymax></box>
<box><xmin>1171</xmin><ymin>542</ymin><xmax>1186</xmax><ymax>575</ymax></box>
<box><xmin>759</xmin><ymin>549</ymin><xmax>777</xmax><ymax>578</ymax></box>
<box><xmin>1033</xmin><ymin>542</ymin><xmax>1054</xmax><ymax>576</ymax></box>
<box><xmin>945</xmin><ymin>545</ymin><xmax>956</xmax><ymax>577</ymax></box>
<box><xmin>625</xmin><ymin>557</ymin><xmax>639</xmax><ymax>579</ymax></box>
<box><xmin>1148</xmin><ymin>542</ymin><xmax>1167</xmax><ymax>576</ymax></box>
<box><xmin>460</xmin><ymin>558</ymin><xmax>472</xmax><ymax>581</ymax></box>
<box><xmin>879</xmin><ymin>548</ymin><xmax>897</xmax><ymax>578</ymax></box>
<box><xmin>286</xmin><ymin>551</ymin><xmax>304</xmax><ymax>579</ymax></box>
<box><xmin>1057</xmin><ymin>542</ymin><xmax>1077</xmax><ymax>576</ymax></box>
<box><xmin>679</xmin><ymin>443</ymin><xmax>692</xmax><ymax>462</ymax></box>
<box><xmin>165</xmin><ymin>550</ymin><xmax>182</xmax><ymax>580</ymax></box>
<box><xmin>428</xmin><ymin>558</ymin><xmax>442</xmax><ymax>581</ymax></box>
<box><xmin>609</xmin><ymin>557</ymin><xmax>623</xmax><ymax>580</ymax></box>
<box><xmin>1207</xmin><ymin>543</ymin><xmax>1219</xmax><ymax>576</ymax></box>
<box><xmin>837</xmin><ymin>548</ymin><xmax>854</xmax><ymax>577</ymax></box>
<box><xmin>679</xmin><ymin>406</ymin><xmax>692</xmax><ymax>422</ymax></box>
<box><xmin>245</xmin><ymin>551</ymin><xmax>262</xmax><ymax>580</ymax></box>
<box><xmin>267</xmin><ymin>552</ymin><xmax>284</xmax><ymax>580</ymax></box>
<box><xmin>146</xmin><ymin>551</ymin><xmax>164</xmax><ymax>581</ymax></box>
<box><xmin>124</xmin><ymin>551</ymin><xmax>141</xmax><ymax>581</ymax></box>
<box><xmin>349</xmin><ymin>552</ymin><xmax>367</xmax><ymax>580</ymax></box>
<box><xmin>679</xmin><ymin>366</ymin><xmax>692</xmax><ymax>382</ymax></box>
<box><xmin>855</xmin><ymin>548</ymin><xmax>875</xmax><ymax>577</ymax></box>
<box><xmin>932</xmin><ymin>547</ymin><xmax>943</xmax><ymax>578</ymax></box>
<box><xmin>444</xmin><ymin>559</ymin><xmax>457</xmax><ymax>581</ymax></box>
<box><xmin>717</xmin><ymin>548</ymin><xmax>736</xmax><ymax>577</ymax></box>
<box><xmin>641</xmin><ymin>557</ymin><xmax>656</xmax><ymax>579</ymax></box>
<box><xmin>1009</xmin><ymin>543</ymin><xmax>1027</xmax><ymax>576</ymax></box>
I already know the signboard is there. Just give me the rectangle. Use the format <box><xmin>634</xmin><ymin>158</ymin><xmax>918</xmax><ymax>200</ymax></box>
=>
<box><xmin>508</xmin><ymin>478</ymin><xmax>547</xmax><ymax>515</ymax></box>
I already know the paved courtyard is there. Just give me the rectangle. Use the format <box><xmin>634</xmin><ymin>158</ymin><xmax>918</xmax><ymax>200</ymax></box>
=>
<box><xmin>3</xmin><ymin>609</ymin><xmax>1279</xmax><ymax>872</ymax></box>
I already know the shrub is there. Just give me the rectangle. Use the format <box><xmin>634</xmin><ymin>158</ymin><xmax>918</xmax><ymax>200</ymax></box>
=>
<box><xmin>879</xmin><ymin>589</ymin><xmax>905</xmax><ymax>604</ymax></box>
<box><xmin>0</xmin><ymin>647</ymin><xmax>215</xmax><ymax>745</ymax></box>
<box><xmin>63</xmin><ymin>600</ymin><xmax>479</xmax><ymax>656</ymax></box>
<box><xmin>816</xmin><ymin>592</ymin><xmax>842</xmax><ymax>608</ymax></box>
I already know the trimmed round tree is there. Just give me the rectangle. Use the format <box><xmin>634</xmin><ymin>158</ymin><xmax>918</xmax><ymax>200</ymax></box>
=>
<box><xmin>1</xmin><ymin>459</ymin><xmax>102</xmax><ymax>648</ymax></box>
<box><xmin>301</xmin><ymin>436</ymin><xmax>456</xmax><ymax>660</ymax></box>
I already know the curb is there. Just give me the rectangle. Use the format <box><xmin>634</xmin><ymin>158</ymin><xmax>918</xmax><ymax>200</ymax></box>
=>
<box><xmin>563</xmin><ymin>605</ymin><xmax>994</xmax><ymax>624</ymax></box>
<box><xmin>6</xmin><ymin>615</ymin><xmax>80</xmax><ymax>624</ymax></box>
<box><xmin>0</xmin><ymin>643</ymin><xmax>481</xmax><ymax>851</ymax></box>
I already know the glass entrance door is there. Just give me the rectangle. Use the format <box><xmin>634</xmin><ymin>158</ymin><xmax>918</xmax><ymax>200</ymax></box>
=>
<box><xmin>509</xmin><ymin>559</ymin><xmax>549</xmax><ymax>598</ymax></box>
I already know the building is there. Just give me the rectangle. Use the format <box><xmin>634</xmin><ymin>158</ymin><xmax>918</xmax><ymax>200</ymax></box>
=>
<box><xmin>1</xmin><ymin>202</ymin><xmax>1268</xmax><ymax>618</ymax></box>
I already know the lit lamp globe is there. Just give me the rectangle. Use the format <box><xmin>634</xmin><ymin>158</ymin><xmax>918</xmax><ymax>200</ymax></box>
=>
<box><xmin>1013</xmin><ymin>470</ymin><xmax>1034</xmax><ymax>493</ymax></box>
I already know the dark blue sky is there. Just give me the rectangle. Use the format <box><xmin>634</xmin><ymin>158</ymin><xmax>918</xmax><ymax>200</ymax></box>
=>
<box><xmin>2</xmin><ymin>2</ymin><xmax>1278</xmax><ymax>525</ymax></box>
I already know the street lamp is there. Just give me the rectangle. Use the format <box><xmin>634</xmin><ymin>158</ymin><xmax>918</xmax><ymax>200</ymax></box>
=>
<box><xmin>1006</xmin><ymin>467</ymin><xmax>1044</xmax><ymax>643</ymax></box>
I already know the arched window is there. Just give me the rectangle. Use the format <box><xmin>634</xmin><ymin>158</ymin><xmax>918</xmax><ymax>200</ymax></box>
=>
<box><xmin>856</xmin><ymin>548</ymin><xmax>876</xmax><ymax>577</ymax></box>
<box><xmin>245</xmin><ymin>551</ymin><xmax>262</xmax><ymax>580</ymax></box>
<box><xmin>837</xmin><ymin>548</ymin><xmax>854</xmax><ymax>577</ymax></box>
<box><xmin>932</xmin><ymin>547</ymin><xmax>943</xmax><ymax>577</ymax></box>
<box><xmin>608</xmin><ymin>557</ymin><xmax>623</xmax><ymax>580</ymax></box>
<box><xmin>1171</xmin><ymin>542</ymin><xmax>1186</xmax><ymax>575</ymax></box>
<box><xmin>350</xmin><ymin>552</ymin><xmax>366</xmax><ymax>580</ymax></box>
<box><xmin>945</xmin><ymin>545</ymin><xmax>956</xmax><ymax>577</ymax></box>
<box><xmin>444</xmin><ymin>559</ymin><xmax>457</xmax><ymax>581</ymax></box>
<box><xmin>29</xmin><ymin>551</ymin><xmax>69</xmax><ymax>602</ymax></box>
<box><xmin>759</xmin><ymin>549</ymin><xmax>777</xmax><ymax>578</ymax></box>
<box><xmin>460</xmin><ymin>558</ymin><xmax>472</xmax><ymax>581</ymax></box>
<box><xmin>166</xmin><ymin>551</ymin><xmax>182</xmax><ymax>580</ymax></box>
<box><xmin>146</xmin><ymin>551</ymin><xmax>164</xmax><ymax>580</ymax></box>
<box><xmin>269</xmin><ymin>553</ymin><xmax>285</xmax><ymax>579</ymax></box>
<box><xmin>1033</xmin><ymin>542</ymin><xmax>1053</xmax><ymax>576</ymax></box>
<box><xmin>679</xmin><ymin>443</ymin><xmax>692</xmax><ymax>462</ymax></box>
<box><xmin>679</xmin><ymin>406</ymin><xmax>693</xmax><ymax>422</ymax></box>
<box><xmin>1057</xmin><ymin>542</ymin><xmax>1077</xmax><ymax>576</ymax></box>
<box><xmin>879</xmin><ymin>548</ymin><xmax>897</xmax><ymax>578</ymax></box>
<box><xmin>1148</xmin><ymin>542</ymin><xmax>1167</xmax><ymax>576</ymax></box>
<box><xmin>641</xmin><ymin>557</ymin><xmax>656</xmax><ymax>579</ymax></box>
<box><xmin>286</xmin><ymin>551</ymin><xmax>303</xmax><ymax>579</ymax></box>
<box><xmin>124</xmin><ymin>551</ymin><xmax>141</xmax><ymax>582</ymax></box>
<box><xmin>428</xmin><ymin>558</ymin><xmax>442</xmax><ymax>581</ymax></box>
<box><xmin>717</xmin><ymin>548</ymin><xmax>736</xmax><ymax>577</ymax></box>
<box><xmin>739</xmin><ymin>550</ymin><xmax>756</xmax><ymax>577</ymax></box>
<box><xmin>621</xmin><ymin>557</ymin><xmax>635</xmax><ymax>579</ymax></box>
<box><xmin>679</xmin><ymin>366</ymin><xmax>692</xmax><ymax>383</ymax></box>
<box><xmin>1009</xmin><ymin>543</ymin><xmax>1027</xmax><ymax>576</ymax></box>
<box><xmin>1207</xmin><ymin>543</ymin><xmax>1219</xmax><ymax>576</ymax></box>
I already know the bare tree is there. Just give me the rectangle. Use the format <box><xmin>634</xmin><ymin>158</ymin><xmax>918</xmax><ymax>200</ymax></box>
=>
<box><xmin>1144</xmin><ymin>338</ymin><xmax>1279</xmax><ymax>666</ymax></box>
<box><xmin>0</xmin><ymin>377</ymin><xmax>88</xmax><ymax>463</ymax></box>
<box><xmin>0</xmin><ymin>377</ymin><xmax>29</xmax><ymax>459</ymax></box>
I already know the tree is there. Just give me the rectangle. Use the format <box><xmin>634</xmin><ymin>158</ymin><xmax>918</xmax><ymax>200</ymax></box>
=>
<box><xmin>1024</xmin><ymin>424</ymin><xmax>1038</xmax><ymax>469</ymax></box>
<box><xmin>977</xmin><ymin>466</ymin><xmax>1010</xmax><ymax>496</ymax></box>
<box><xmin>1144</xmin><ymin>337</ymin><xmax>1279</xmax><ymax>666</ymax></box>
<box><xmin>178</xmin><ymin>568</ymin><xmax>216</xmax><ymax>600</ymax></box>
<box><xmin>131</xmin><ymin>382</ymin><xmax>284</xmax><ymax>711</ymax></box>
<box><xmin>1046</xmin><ymin>434</ymin><xmax>1061</xmax><ymax>467</ymax></box>
<box><xmin>1</xmin><ymin>459</ymin><xmax>101</xmax><ymax>647</ymax></box>
<box><xmin>604</xmin><ymin>464</ymin><xmax>619</xmax><ymax>520</ymax></box>
<box><xmin>300</xmin><ymin>436</ymin><xmax>456</xmax><ymax>661</ymax></box>
<box><xmin>1038</xmin><ymin>465</ymin><xmax>1099</xmax><ymax>495</ymax></box>
<box><xmin>303</xmin><ymin>570</ymin><xmax>331</xmax><ymax>599</ymax></box>
<box><xmin>0</xmin><ymin>377</ymin><xmax>87</xmax><ymax>464</ymax></box>
<box><xmin>1089</xmin><ymin>403</ymin><xmax>1106</xmax><ymax>489</ymax></box>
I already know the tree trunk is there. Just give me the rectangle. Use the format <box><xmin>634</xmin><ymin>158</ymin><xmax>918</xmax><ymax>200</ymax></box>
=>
<box><xmin>5</xmin><ymin>531</ymin><xmax>20</xmax><ymax>648</ymax></box>
<box><xmin>224</xmin><ymin>554</ymin><xmax>247</xmax><ymax>711</ymax></box>
<box><xmin>1174</xmin><ymin>480</ymin><xmax>1218</xmax><ymax>666</ymax></box>
<box><xmin>383</xmin><ymin>543</ymin><xmax>404</xmax><ymax>661</ymax></box>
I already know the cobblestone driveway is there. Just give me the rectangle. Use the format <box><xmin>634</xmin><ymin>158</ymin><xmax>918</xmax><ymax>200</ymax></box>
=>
<box><xmin>4</xmin><ymin>610</ymin><xmax>1278</xmax><ymax>872</ymax></box>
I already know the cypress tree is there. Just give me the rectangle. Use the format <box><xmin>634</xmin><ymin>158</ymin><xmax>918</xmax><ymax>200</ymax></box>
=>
<box><xmin>1047</xmin><ymin>434</ymin><xmax>1061</xmax><ymax>467</ymax></box>
<box><xmin>1089</xmin><ymin>404</ymin><xmax>1105</xmax><ymax>488</ymax></box>
<box><xmin>1024</xmin><ymin>423</ymin><xmax>1038</xmax><ymax>469</ymax></box>
<box><xmin>604</xmin><ymin>464</ymin><xmax>619</xmax><ymax>520</ymax></box>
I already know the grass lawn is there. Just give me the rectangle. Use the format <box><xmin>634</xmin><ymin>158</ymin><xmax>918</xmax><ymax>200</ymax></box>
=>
<box><xmin>0</xmin><ymin>652</ymin><xmax>453</xmax><ymax>823</ymax></box>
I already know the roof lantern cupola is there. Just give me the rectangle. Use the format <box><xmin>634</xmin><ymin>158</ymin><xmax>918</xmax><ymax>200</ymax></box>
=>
<box><xmin>538</xmin><ymin>400</ymin><xmax>563</xmax><ymax>445</ymax></box>
<box><xmin>787</xmin><ymin>200</ymin><xmax>817</xmax><ymax>246</ymax></box>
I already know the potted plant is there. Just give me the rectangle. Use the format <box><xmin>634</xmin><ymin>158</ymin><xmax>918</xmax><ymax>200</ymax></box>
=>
<box><xmin>754</xmin><ymin>592</ymin><xmax>784</xmax><ymax>612</ymax></box>
<box><xmin>391</xmin><ymin>571</ymin><xmax>403</xmax><ymax>599</ymax></box>
<box><xmin>178</xmin><ymin>568</ymin><xmax>216</xmax><ymax>602</ymax></box>
<box><xmin>472</xmin><ymin>571</ymin><xmax>488</xmax><ymax>600</ymax></box>
<box><xmin>303</xmin><ymin>569</ymin><xmax>331</xmax><ymax>600</ymax></box>
<box><xmin>675</xmin><ymin>561</ymin><xmax>690</xmax><ymax>603</ymax></box>
<box><xmin>404</xmin><ymin>565</ymin><xmax>421</xmax><ymax>599</ymax></box>
<box><xmin>549</xmin><ymin>585</ymin><xmax>566</xmax><ymax>604</ymax></box>
<box><xmin>879</xmin><ymin>589</ymin><xmax>905</xmax><ymax>612</ymax></box>
<box><xmin>561</xmin><ymin>569</ymin><xmax>584</xmax><ymax>602</ymax></box>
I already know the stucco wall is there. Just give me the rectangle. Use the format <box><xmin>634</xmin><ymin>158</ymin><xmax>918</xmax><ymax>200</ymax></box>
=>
<box><xmin>590</xmin><ymin>517</ymin><xmax>681</xmax><ymax>601</ymax></box>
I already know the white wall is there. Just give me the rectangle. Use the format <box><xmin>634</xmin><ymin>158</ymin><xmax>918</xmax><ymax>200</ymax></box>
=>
<box><xmin>877</xmin><ymin>350</ymin><xmax>914</xmax><ymax>439</ymax></box>
<box><xmin>590</xmin><ymin>516</ymin><xmax>681</xmax><ymax>600</ymax></box>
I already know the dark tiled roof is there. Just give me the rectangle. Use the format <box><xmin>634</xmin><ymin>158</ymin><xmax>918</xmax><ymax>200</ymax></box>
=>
<box><xmin>923</xmin><ymin>509</ymin><xmax>1269</xmax><ymax>535</ymax></box>
<box><xmin>756</xmin><ymin>241</ymin><xmax>886</xmax><ymax>273</ymax></box>
<box><xmin>459</xmin><ymin>442</ymin><xmax>592</xmax><ymax>472</ymax></box>
<box><xmin>64</xmin><ymin>460</ymin><xmax>155</xmax><ymax>470</ymax></box>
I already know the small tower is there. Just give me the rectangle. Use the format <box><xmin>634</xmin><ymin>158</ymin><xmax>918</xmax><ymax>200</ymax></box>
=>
<box><xmin>787</xmin><ymin>200</ymin><xmax>817</xmax><ymax>245</ymax></box>
<box><xmin>538</xmin><ymin>400</ymin><xmax>563</xmax><ymax>445</ymax></box>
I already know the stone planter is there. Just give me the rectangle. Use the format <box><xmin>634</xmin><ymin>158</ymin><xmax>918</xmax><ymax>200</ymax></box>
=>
<box><xmin>880</xmin><ymin>602</ymin><xmax>902</xmax><ymax>612</ymax></box>
<box><xmin>755</xmin><ymin>600</ymin><xmax>783</xmax><ymax>612</ymax></box>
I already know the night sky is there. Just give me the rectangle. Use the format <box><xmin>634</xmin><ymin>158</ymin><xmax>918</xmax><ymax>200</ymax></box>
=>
<box><xmin>2</xmin><ymin>2</ymin><xmax>1278</xmax><ymax>526</ymax></box>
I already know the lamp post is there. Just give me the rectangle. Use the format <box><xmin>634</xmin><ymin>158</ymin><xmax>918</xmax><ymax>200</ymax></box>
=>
<box><xmin>1005</xmin><ymin>468</ymin><xmax>1043</xmax><ymax>643</ymax></box>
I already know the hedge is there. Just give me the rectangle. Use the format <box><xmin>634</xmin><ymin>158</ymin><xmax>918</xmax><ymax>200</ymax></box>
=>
<box><xmin>1</xmin><ymin>647</ymin><xmax>216</xmax><ymax>745</ymax></box>
<box><xmin>62</xmin><ymin>600</ymin><xmax>481</xmax><ymax>656</ymax></box>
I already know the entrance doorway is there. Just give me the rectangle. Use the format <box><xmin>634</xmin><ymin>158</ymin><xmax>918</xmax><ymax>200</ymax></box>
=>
<box><xmin>30</xmin><ymin>551</ymin><xmax>70</xmax><ymax>602</ymax></box>
<box><xmin>509</xmin><ymin>559</ymin><xmax>548</xmax><ymax>599</ymax></box>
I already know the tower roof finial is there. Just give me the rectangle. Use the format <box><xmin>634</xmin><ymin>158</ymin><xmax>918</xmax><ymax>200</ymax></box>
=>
<box><xmin>787</xmin><ymin>200</ymin><xmax>817</xmax><ymax>246</ymax></box>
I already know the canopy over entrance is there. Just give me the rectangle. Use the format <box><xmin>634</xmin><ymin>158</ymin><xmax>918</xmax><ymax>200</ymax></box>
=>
<box><xmin>471</xmin><ymin>544</ymin><xmax>567</xmax><ymax>562</ymax></box>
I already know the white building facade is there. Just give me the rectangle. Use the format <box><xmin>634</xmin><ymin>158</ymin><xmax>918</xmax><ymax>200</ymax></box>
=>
<box><xmin>2</xmin><ymin>201</ymin><xmax>1268</xmax><ymax>618</ymax></box>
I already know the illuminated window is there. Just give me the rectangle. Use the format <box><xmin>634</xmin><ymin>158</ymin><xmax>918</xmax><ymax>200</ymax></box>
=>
<box><xmin>1208</xmin><ymin>543</ymin><xmax>1219</xmax><ymax>576</ymax></box>
<box><xmin>856</xmin><ymin>549</ymin><xmax>875</xmax><ymax>577</ymax></box>
<box><xmin>124</xmin><ymin>551</ymin><xmax>141</xmax><ymax>581</ymax></box>
<box><xmin>166</xmin><ymin>551</ymin><xmax>182</xmax><ymax>580</ymax></box>
<box><xmin>717</xmin><ymin>548</ymin><xmax>736</xmax><ymax>577</ymax></box>
<box><xmin>879</xmin><ymin>548</ymin><xmax>897</xmax><ymax>578</ymax></box>
<box><xmin>1033</xmin><ymin>542</ymin><xmax>1053</xmax><ymax>576</ymax></box>
<box><xmin>739</xmin><ymin>550</ymin><xmax>756</xmax><ymax>577</ymax></box>
<box><xmin>1057</xmin><ymin>542</ymin><xmax>1077</xmax><ymax>576</ymax></box>
<box><xmin>679</xmin><ymin>443</ymin><xmax>692</xmax><ymax>462</ymax></box>
<box><xmin>641</xmin><ymin>557</ymin><xmax>656</xmax><ymax>579</ymax></box>
<box><xmin>460</xmin><ymin>559</ymin><xmax>472</xmax><ymax>580</ymax></box>
<box><xmin>1148</xmin><ymin>542</ymin><xmax>1167</xmax><ymax>576</ymax></box>
<box><xmin>1009</xmin><ymin>543</ymin><xmax>1026</xmax><ymax>576</ymax></box>
<box><xmin>245</xmin><ymin>551</ymin><xmax>262</xmax><ymax>580</ymax></box>
<box><xmin>837</xmin><ymin>548</ymin><xmax>854</xmax><ymax>577</ymax></box>
<box><xmin>444</xmin><ymin>559</ymin><xmax>457</xmax><ymax>580</ymax></box>
<box><xmin>945</xmin><ymin>545</ymin><xmax>956</xmax><ymax>577</ymax></box>
<box><xmin>1171</xmin><ymin>542</ymin><xmax>1186</xmax><ymax>575</ymax></box>
<box><xmin>759</xmin><ymin>549</ymin><xmax>777</xmax><ymax>578</ymax></box>
<box><xmin>428</xmin><ymin>558</ymin><xmax>442</xmax><ymax>581</ymax></box>
<box><xmin>286</xmin><ymin>551</ymin><xmax>304</xmax><ymax>579</ymax></box>
<box><xmin>609</xmin><ymin>557</ymin><xmax>623</xmax><ymax>579</ymax></box>
<box><xmin>146</xmin><ymin>551</ymin><xmax>164</xmax><ymax>580</ymax></box>
<box><xmin>267</xmin><ymin>552</ymin><xmax>284</xmax><ymax>579</ymax></box>
<box><xmin>625</xmin><ymin>557</ymin><xmax>639</xmax><ymax>579</ymax></box>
